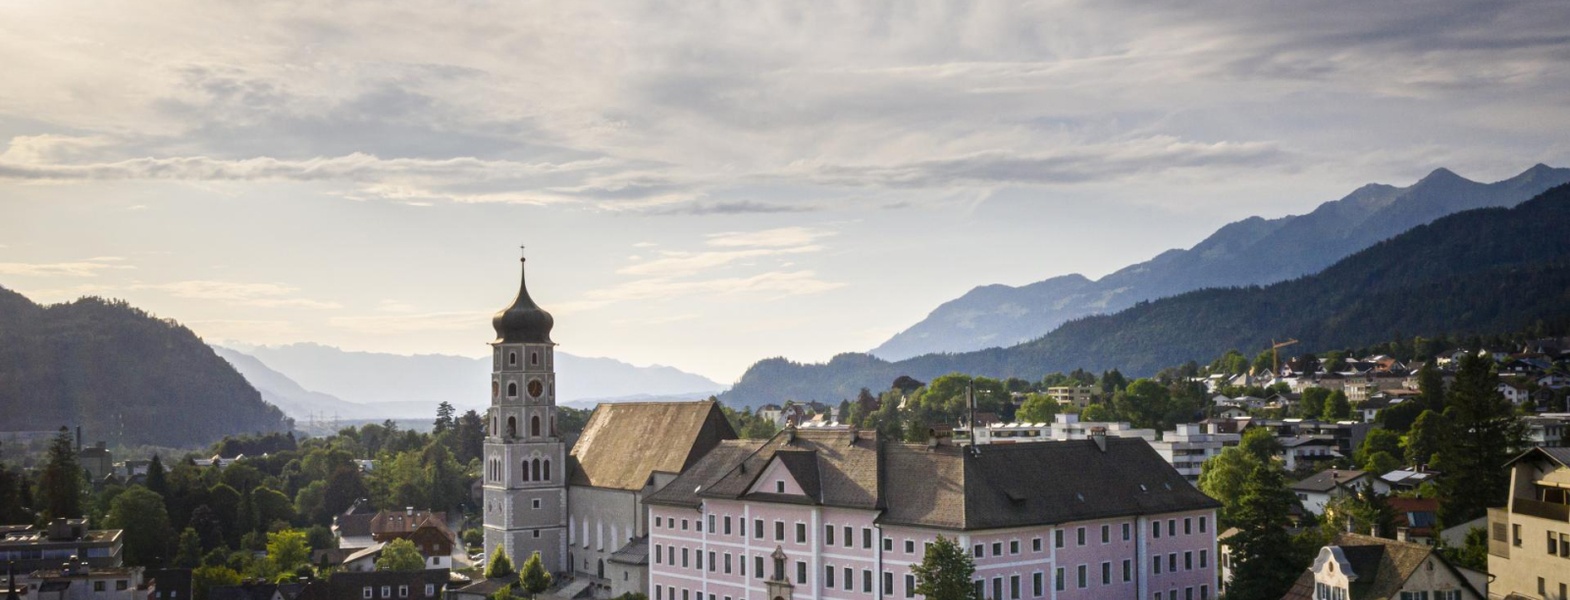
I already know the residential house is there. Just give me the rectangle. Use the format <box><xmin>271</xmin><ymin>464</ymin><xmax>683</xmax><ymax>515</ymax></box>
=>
<box><xmin>1291</xmin><ymin>470</ymin><xmax>1377</xmax><ymax>516</ymax></box>
<box><xmin>1046</xmin><ymin>386</ymin><xmax>1095</xmax><ymax>408</ymax></box>
<box><xmin>1148</xmin><ymin>423</ymin><xmax>1240</xmax><ymax>485</ymax></box>
<box><xmin>1388</xmin><ymin>498</ymin><xmax>1440</xmax><ymax>545</ymax></box>
<box><xmin>1486</xmin><ymin>447</ymin><xmax>1570</xmax><ymax>600</ymax></box>
<box><xmin>1280</xmin><ymin>533</ymin><xmax>1484</xmax><ymax>600</ymax></box>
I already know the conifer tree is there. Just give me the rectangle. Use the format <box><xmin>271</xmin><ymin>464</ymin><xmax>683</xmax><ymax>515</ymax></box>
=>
<box><xmin>146</xmin><ymin>454</ymin><xmax>168</xmax><ymax>497</ymax></box>
<box><xmin>1438</xmin><ymin>353</ymin><xmax>1526</xmax><ymax>524</ymax></box>
<box><xmin>911</xmin><ymin>535</ymin><xmax>977</xmax><ymax>600</ymax></box>
<box><xmin>520</xmin><ymin>552</ymin><xmax>552</xmax><ymax>598</ymax></box>
<box><xmin>39</xmin><ymin>427</ymin><xmax>83</xmax><ymax>520</ymax></box>
<box><xmin>1227</xmin><ymin>462</ymin><xmax>1302</xmax><ymax>600</ymax></box>
<box><xmin>485</xmin><ymin>545</ymin><xmax>515</xmax><ymax>579</ymax></box>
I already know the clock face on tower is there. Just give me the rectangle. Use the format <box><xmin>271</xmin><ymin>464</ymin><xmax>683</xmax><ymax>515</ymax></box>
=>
<box><xmin>528</xmin><ymin>380</ymin><xmax>544</xmax><ymax>399</ymax></box>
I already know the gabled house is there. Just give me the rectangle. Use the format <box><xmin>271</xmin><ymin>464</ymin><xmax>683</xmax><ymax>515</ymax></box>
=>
<box><xmin>1387</xmin><ymin>498</ymin><xmax>1440</xmax><ymax>545</ymax></box>
<box><xmin>1280</xmin><ymin>533</ymin><xmax>1483</xmax><ymax>600</ymax></box>
<box><xmin>1291</xmin><ymin>469</ymin><xmax>1375</xmax><ymax>515</ymax></box>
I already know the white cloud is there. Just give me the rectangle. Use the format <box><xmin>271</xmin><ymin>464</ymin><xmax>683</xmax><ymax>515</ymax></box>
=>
<box><xmin>706</xmin><ymin>226</ymin><xmax>835</xmax><ymax>248</ymax></box>
<box><xmin>0</xmin><ymin>259</ymin><xmax>133</xmax><ymax>277</ymax></box>
<box><xmin>132</xmin><ymin>280</ymin><xmax>341</xmax><ymax>309</ymax></box>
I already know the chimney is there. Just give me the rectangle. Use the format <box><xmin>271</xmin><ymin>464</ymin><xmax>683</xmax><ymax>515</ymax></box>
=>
<box><xmin>406</xmin><ymin>506</ymin><xmax>413</xmax><ymax>516</ymax></box>
<box><xmin>1396</xmin><ymin>527</ymin><xmax>1410</xmax><ymax>542</ymax></box>
<box><xmin>1090</xmin><ymin>427</ymin><xmax>1107</xmax><ymax>452</ymax></box>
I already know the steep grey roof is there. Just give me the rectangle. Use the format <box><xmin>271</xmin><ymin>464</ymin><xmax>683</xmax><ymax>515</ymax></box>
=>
<box><xmin>659</xmin><ymin>430</ymin><xmax>1217</xmax><ymax>532</ymax></box>
<box><xmin>945</xmin><ymin>436</ymin><xmax>1219</xmax><ymax>530</ymax></box>
<box><xmin>645</xmin><ymin>441</ymin><xmax>766</xmax><ymax>507</ymax></box>
<box><xmin>608</xmin><ymin>536</ymin><xmax>649</xmax><ymax>566</ymax></box>
<box><xmin>1292</xmin><ymin>469</ymin><xmax>1369</xmax><ymax>493</ymax></box>
<box><xmin>1282</xmin><ymin>533</ymin><xmax>1481</xmax><ymax>600</ymax></box>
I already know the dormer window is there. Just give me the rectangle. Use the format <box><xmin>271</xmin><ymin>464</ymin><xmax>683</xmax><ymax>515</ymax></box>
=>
<box><xmin>776</xmin><ymin>481</ymin><xmax>785</xmax><ymax>493</ymax></box>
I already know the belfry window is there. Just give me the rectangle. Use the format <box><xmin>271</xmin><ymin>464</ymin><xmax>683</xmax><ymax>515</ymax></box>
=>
<box><xmin>508</xmin><ymin>382</ymin><xmax>518</xmax><ymax>397</ymax></box>
<box><xmin>509</xmin><ymin>352</ymin><xmax>517</xmax><ymax>366</ymax></box>
<box><xmin>507</xmin><ymin>417</ymin><xmax>517</xmax><ymax>438</ymax></box>
<box><xmin>522</xmin><ymin>460</ymin><xmax>532</xmax><ymax>481</ymax></box>
<box><xmin>531</xmin><ymin>352</ymin><xmax>539</xmax><ymax>365</ymax></box>
<box><xmin>532</xmin><ymin>416</ymin><xmax>541</xmax><ymax>437</ymax></box>
<box><xmin>543</xmin><ymin>459</ymin><xmax>551</xmax><ymax>480</ymax></box>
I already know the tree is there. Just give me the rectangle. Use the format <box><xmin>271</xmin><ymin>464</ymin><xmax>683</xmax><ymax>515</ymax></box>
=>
<box><xmin>910</xmin><ymin>535</ymin><xmax>976</xmax><ymax>600</ymax></box>
<box><xmin>174</xmin><ymin>528</ymin><xmax>203</xmax><ymax>569</ymax></box>
<box><xmin>434</xmin><ymin>401</ymin><xmax>456</xmax><ymax>434</ymax></box>
<box><xmin>1416</xmin><ymin>360</ymin><xmax>1446</xmax><ymax>411</ymax></box>
<box><xmin>1015</xmin><ymin>393</ymin><xmax>1059</xmax><ymax>423</ymax></box>
<box><xmin>192</xmin><ymin>566</ymin><xmax>242</xmax><ymax>600</ymax></box>
<box><xmin>1227</xmin><ymin>462</ymin><xmax>1303</xmax><ymax>600</ymax></box>
<box><xmin>1321</xmin><ymin>391</ymin><xmax>1351</xmax><ymax>421</ymax></box>
<box><xmin>1299</xmin><ymin>388</ymin><xmax>1331</xmax><ymax>419</ymax></box>
<box><xmin>1238</xmin><ymin>427</ymin><xmax>1283</xmax><ymax>462</ymax></box>
<box><xmin>520</xmin><ymin>551</ymin><xmax>552</xmax><ymax>598</ymax></box>
<box><xmin>1079</xmin><ymin>404</ymin><xmax>1113</xmax><ymax>422</ymax></box>
<box><xmin>146</xmin><ymin>454</ymin><xmax>168</xmax><ymax>498</ymax></box>
<box><xmin>1363</xmin><ymin>451</ymin><xmax>1401</xmax><ymax>475</ymax></box>
<box><xmin>1404</xmin><ymin>410</ymin><xmax>1450</xmax><ymax>468</ymax></box>
<box><xmin>377</xmin><ymin>538</ymin><xmax>425</xmax><ymax>572</ymax></box>
<box><xmin>251</xmin><ymin>487</ymin><xmax>294</xmax><ymax>531</ymax></box>
<box><xmin>1112</xmin><ymin>379</ymin><xmax>1169</xmax><ymax>429</ymax></box>
<box><xmin>268</xmin><ymin>530</ymin><xmax>311</xmax><ymax>573</ymax></box>
<box><xmin>39</xmin><ymin>427</ymin><xmax>83</xmax><ymax>521</ymax></box>
<box><xmin>1354</xmin><ymin>429</ymin><xmax>1403</xmax><ymax>470</ymax></box>
<box><xmin>107</xmin><ymin>486</ymin><xmax>174</xmax><ymax>567</ymax></box>
<box><xmin>485</xmin><ymin>545</ymin><xmax>515</xmax><ymax>579</ymax></box>
<box><xmin>1438</xmin><ymin>353</ymin><xmax>1527</xmax><ymax>524</ymax></box>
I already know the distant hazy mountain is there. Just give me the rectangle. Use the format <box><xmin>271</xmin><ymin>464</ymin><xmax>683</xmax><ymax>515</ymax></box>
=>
<box><xmin>0</xmin><ymin>286</ymin><xmax>290</xmax><ymax>448</ymax></box>
<box><xmin>721</xmin><ymin>182</ymin><xmax>1570</xmax><ymax>408</ymax></box>
<box><xmin>871</xmin><ymin>164</ymin><xmax>1570</xmax><ymax>360</ymax></box>
<box><xmin>726</xmin><ymin>182</ymin><xmax>1570</xmax><ymax>407</ymax></box>
<box><xmin>215</xmin><ymin>343</ymin><xmax>724</xmax><ymax>418</ymax></box>
<box><xmin>211</xmin><ymin>347</ymin><xmax>387</xmax><ymax>420</ymax></box>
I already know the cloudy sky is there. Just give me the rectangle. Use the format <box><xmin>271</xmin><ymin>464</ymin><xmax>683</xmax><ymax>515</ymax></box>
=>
<box><xmin>4</xmin><ymin>0</ymin><xmax>1569</xmax><ymax>382</ymax></box>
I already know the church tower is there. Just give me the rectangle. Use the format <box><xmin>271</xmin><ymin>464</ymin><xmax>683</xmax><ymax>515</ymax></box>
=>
<box><xmin>482</xmin><ymin>254</ymin><xmax>568</xmax><ymax>573</ymax></box>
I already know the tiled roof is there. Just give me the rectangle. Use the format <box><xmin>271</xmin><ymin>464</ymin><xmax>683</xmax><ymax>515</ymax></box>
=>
<box><xmin>1505</xmin><ymin>445</ymin><xmax>1570</xmax><ymax>468</ymax></box>
<box><xmin>655</xmin><ymin>430</ymin><xmax>1217</xmax><ymax>531</ymax></box>
<box><xmin>336</xmin><ymin>514</ymin><xmax>374</xmax><ymax>538</ymax></box>
<box><xmin>608</xmin><ymin>536</ymin><xmax>649</xmax><ymax>566</ymax></box>
<box><xmin>1291</xmin><ymin>469</ymin><xmax>1369</xmax><ymax>493</ymax></box>
<box><xmin>569</xmin><ymin>400</ymin><xmax>737</xmax><ymax>491</ymax></box>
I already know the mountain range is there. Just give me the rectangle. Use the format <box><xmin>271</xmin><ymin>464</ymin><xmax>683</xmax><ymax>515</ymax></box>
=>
<box><xmin>0</xmin><ymin>287</ymin><xmax>291</xmax><ymax>448</ymax></box>
<box><xmin>719</xmin><ymin>180</ymin><xmax>1570</xmax><ymax>408</ymax></box>
<box><xmin>871</xmin><ymin>164</ymin><xmax>1570</xmax><ymax>360</ymax></box>
<box><xmin>214</xmin><ymin>343</ymin><xmax>726</xmax><ymax>421</ymax></box>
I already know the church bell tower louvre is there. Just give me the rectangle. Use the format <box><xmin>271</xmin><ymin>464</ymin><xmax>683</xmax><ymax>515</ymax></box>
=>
<box><xmin>482</xmin><ymin>252</ymin><xmax>568</xmax><ymax>574</ymax></box>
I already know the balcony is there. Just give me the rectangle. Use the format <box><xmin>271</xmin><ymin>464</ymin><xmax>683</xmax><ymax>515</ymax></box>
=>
<box><xmin>1512</xmin><ymin>497</ymin><xmax>1570</xmax><ymax>522</ymax></box>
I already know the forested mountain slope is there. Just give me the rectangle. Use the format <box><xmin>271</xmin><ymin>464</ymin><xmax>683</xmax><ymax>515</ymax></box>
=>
<box><xmin>723</xmin><ymin>182</ymin><xmax>1570</xmax><ymax>408</ymax></box>
<box><xmin>0</xmin><ymin>288</ymin><xmax>291</xmax><ymax>447</ymax></box>
<box><xmin>872</xmin><ymin>164</ymin><xmax>1570</xmax><ymax>360</ymax></box>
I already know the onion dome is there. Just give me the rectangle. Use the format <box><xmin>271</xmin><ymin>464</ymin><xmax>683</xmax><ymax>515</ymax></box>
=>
<box><xmin>492</xmin><ymin>257</ymin><xmax>554</xmax><ymax>344</ymax></box>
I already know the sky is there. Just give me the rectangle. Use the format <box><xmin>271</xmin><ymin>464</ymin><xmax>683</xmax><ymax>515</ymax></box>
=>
<box><xmin>3</xmin><ymin>0</ymin><xmax>1570</xmax><ymax>383</ymax></box>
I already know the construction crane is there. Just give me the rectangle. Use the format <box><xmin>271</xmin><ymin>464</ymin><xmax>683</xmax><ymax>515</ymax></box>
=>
<box><xmin>1271</xmin><ymin>338</ymin><xmax>1300</xmax><ymax>375</ymax></box>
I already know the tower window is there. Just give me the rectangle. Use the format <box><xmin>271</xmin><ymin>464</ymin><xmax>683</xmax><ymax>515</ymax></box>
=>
<box><xmin>543</xmin><ymin>459</ymin><xmax>551</xmax><ymax>481</ymax></box>
<box><xmin>531</xmin><ymin>416</ymin><xmax>541</xmax><ymax>437</ymax></box>
<box><xmin>509</xmin><ymin>352</ymin><xmax>517</xmax><ymax>366</ymax></box>
<box><xmin>507</xmin><ymin>417</ymin><xmax>517</xmax><ymax>438</ymax></box>
<box><xmin>522</xmin><ymin>460</ymin><xmax>531</xmax><ymax>481</ymax></box>
<box><xmin>532</xmin><ymin>458</ymin><xmax>542</xmax><ymax>482</ymax></box>
<box><xmin>508</xmin><ymin>382</ymin><xmax>518</xmax><ymax>397</ymax></box>
<box><xmin>531</xmin><ymin>352</ymin><xmax>538</xmax><ymax>365</ymax></box>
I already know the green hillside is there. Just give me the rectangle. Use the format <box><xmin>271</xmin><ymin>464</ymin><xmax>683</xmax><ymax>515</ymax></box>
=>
<box><xmin>0</xmin><ymin>288</ymin><xmax>292</xmax><ymax>448</ymax></box>
<box><xmin>722</xmin><ymin>183</ymin><xmax>1570</xmax><ymax>408</ymax></box>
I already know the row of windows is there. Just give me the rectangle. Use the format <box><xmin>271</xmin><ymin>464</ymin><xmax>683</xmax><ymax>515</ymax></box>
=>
<box><xmin>1544</xmin><ymin>529</ymin><xmax>1570</xmax><ymax>558</ymax></box>
<box><xmin>1046</xmin><ymin>560</ymin><xmax>1133</xmax><ymax>593</ymax></box>
<box><xmin>1151</xmin><ymin>550</ymin><xmax>1207</xmax><ymax>574</ymax></box>
<box><xmin>653</xmin><ymin>515</ymin><xmax>878</xmax><ymax>549</ymax></box>
<box><xmin>1151</xmin><ymin>516</ymin><xmax>1208</xmax><ymax>539</ymax></box>
<box><xmin>486</xmin><ymin>458</ymin><xmax>551</xmax><ymax>482</ymax></box>
<box><xmin>357</xmin><ymin>584</ymin><xmax>438</xmax><ymax>599</ymax></box>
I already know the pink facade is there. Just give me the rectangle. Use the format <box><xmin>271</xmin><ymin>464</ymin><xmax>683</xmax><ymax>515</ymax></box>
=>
<box><xmin>646</xmin><ymin>430</ymin><xmax>1219</xmax><ymax>600</ymax></box>
<box><xmin>650</xmin><ymin>504</ymin><xmax>1216</xmax><ymax>600</ymax></box>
